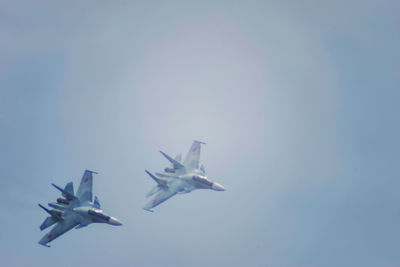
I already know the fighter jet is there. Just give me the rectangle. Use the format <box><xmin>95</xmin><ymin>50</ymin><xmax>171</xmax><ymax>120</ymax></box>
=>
<box><xmin>38</xmin><ymin>170</ymin><xmax>122</xmax><ymax>247</ymax></box>
<box><xmin>143</xmin><ymin>140</ymin><xmax>225</xmax><ymax>212</ymax></box>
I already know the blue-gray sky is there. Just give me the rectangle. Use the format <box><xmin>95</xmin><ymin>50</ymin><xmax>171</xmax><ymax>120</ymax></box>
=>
<box><xmin>1</xmin><ymin>1</ymin><xmax>399</xmax><ymax>266</ymax></box>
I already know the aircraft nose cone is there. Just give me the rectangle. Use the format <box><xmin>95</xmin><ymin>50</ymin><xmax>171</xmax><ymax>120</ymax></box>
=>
<box><xmin>212</xmin><ymin>182</ymin><xmax>225</xmax><ymax>191</ymax></box>
<box><xmin>109</xmin><ymin>217</ymin><xmax>123</xmax><ymax>226</ymax></box>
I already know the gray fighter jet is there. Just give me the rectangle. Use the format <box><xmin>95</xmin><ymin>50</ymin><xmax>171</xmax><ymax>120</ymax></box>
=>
<box><xmin>38</xmin><ymin>170</ymin><xmax>122</xmax><ymax>247</ymax></box>
<box><xmin>143</xmin><ymin>140</ymin><xmax>225</xmax><ymax>212</ymax></box>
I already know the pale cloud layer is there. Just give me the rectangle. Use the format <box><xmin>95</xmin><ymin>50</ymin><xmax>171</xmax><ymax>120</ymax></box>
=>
<box><xmin>1</xmin><ymin>1</ymin><xmax>399</xmax><ymax>266</ymax></box>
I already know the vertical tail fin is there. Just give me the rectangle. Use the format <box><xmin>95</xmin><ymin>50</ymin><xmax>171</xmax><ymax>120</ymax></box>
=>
<box><xmin>94</xmin><ymin>196</ymin><xmax>101</xmax><ymax>209</ymax></box>
<box><xmin>63</xmin><ymin>182</ymin><xmax>74</xmax><ymax>198</ymax></box>
<box><xmin>174</xmin><ymin>153</ymin><xmax>182</xmax><ymax>163</ymax></box>
<box><xmin>76</xmin><ymin>170</ymin><xmax>97</xmax><ymax>202</ymax></box>
<box><xmin>183</xmin><ymin>140</ymin><xmax>206</xmax><ymax>171</ymax></box>
<box><xmin>200</xmin><ymin>164</ymin><xmax>206</xmax><ymax>174</ymax></box>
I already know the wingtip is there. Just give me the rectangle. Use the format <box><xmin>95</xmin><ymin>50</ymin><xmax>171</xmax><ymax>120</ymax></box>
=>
<box><xmin>38</xmin><ymin>241</ymin><xmax>51</xmax><ymax>247</ymax></box>
<box><xmin>143</xmin><ymin>208</ymin><xmax>154</xmax><ymax>212</ymax></box>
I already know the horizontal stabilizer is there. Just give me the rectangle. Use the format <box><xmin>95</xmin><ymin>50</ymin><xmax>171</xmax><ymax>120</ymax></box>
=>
<box><xmin>160</xmin><ymin>151</ymin><xmax>184</xmax><ymax>169</ymax></box>
<box><xmin>39</xmin><ymin>204</ymin><xmax>63</xmax><ymax>221</ymax></box>
<box><xmin>145</xmin><ymin>170</ymin><xmax>159</xmax><ymax>183</ymax></box>
<box><xmin>38</xmin><ymin>204</ymin><xmax>52</xmax><ymax>216</ymax></box>
<box><xmin>39</xmin><ymin>204</ymin><xmax>63</xmax><ymax>230</ymax></box>
<box><xmin>145</xmin><ymin>170</ymin><xmax>168</xmax><ymax>188</ymax></box>
<box><xmin>52</xmin><ymin>183</ymin><xmax>76</xmax><ymax>200</ymax></box>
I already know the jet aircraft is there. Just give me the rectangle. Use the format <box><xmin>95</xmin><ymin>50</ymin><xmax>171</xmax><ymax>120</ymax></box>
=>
<box><xmin>38</xmin><ymin>170</ymin><xmax>122</xmax><ymax>247</ymax></box>
<box><xmin>144</xmin><ymin>140</ymin><xmax>225</xmax><ymax>211</ymax></box>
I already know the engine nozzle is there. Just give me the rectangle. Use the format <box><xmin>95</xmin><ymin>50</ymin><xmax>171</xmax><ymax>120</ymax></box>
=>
<box><xmin>56</xmin><ymin>197</ymin><xmax>70</xmax><ymax>205</ymax></box>
<box><xmin>164</xmin><ymin>167</ymin><xmax>176</xmax><ymax>173</ymax></box>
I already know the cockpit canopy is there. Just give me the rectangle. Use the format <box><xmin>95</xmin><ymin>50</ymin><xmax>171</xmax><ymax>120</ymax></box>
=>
<box><xmin>88</xmin><ymin>208</ymin><xmax>110</xmax><ymax>221</ymax></box>
<box><xmin>192</xmin><ymin>175</ymin><xmax>213</xmax><ymax>187</ymax></box>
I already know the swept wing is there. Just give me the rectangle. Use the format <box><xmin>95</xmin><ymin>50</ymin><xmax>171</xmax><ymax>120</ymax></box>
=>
<box><xmin>38</xmin><ymin>214</ymin><xmax>80</xmax><ymax>247</ymax></box>
<box><xmin>143</xmin><ymin>189</ymin><xmax>177</xmax><ymax>211</ymax></box>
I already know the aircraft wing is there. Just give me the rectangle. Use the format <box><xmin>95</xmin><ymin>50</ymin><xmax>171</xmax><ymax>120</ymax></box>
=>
<box><xmin>76</xmin><ymin>170</ymin><xmax>97</xmax><ymax>203</ymax></box>
<box><xmin>143</xmin><ymin>188</ymin><xmax>177</xmax><ymax>211</ymax></box>
<box><xmin>38</xmin><ymin>215</ymin><xmax>79</xmax><ymax>246</ymax></box>
<box><xmin>183</xmin><ymin>140</ymin><xmax>205</xmax><ymax>171</ymax></box>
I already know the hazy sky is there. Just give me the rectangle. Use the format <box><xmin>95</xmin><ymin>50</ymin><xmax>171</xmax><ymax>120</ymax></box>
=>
<box><xmin>1</xmin><ymin>1</ymin><xmax>399</xmax><ymax>266</ymax></box>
